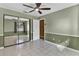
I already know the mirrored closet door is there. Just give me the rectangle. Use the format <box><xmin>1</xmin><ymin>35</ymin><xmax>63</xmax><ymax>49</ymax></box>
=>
<box><xmin>4</xmin><ymin>15</ymin><xmax>18</xmax><ymax>46</ymax></box>
<box><xmin>18</xmin><ymin>18</ymin><xmax>30</xmax><ymax>43</ymax></box>
<box><xmin>3</xmin><ymin>15</ymin><xmax>32</xmax><ymax>47</ymax></box>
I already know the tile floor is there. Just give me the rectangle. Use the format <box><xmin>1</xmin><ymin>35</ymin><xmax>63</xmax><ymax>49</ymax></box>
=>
<box><xmin>0</xmin><ymin>39</ymin><xmax>79</xmax><ymax>56</ymax></box>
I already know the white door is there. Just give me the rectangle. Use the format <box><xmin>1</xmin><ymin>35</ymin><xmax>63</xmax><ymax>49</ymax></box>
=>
<box><xmin>33</xmin><ymin>20</ymin><xmax>39</xmax><ymax>40</ymax></box>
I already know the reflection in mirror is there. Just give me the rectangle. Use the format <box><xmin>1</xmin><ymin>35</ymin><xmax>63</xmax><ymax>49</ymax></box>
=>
<box><xmin>4</xmin><ymin>15</ymin><xmax>18</xmax><ymax>46</ymax></box>
<box><xmin>4</xmin><ymin>15</ymin><xmax>30</xmax><ymax>47</ymax></box>
<box><xmin>5</xmin><ymin>15</ymin><xmax>18</xmax><ymax>20</ymax></box>
<box><xmin>18</xmin><ymin>18</ymin><xmax>29</xmax><ymax>43</ymax></box>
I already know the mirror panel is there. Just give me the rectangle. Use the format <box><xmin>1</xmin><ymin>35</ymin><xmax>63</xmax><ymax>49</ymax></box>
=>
<box><xmin>4</xmin><ymin>15</ymin><xmax>18</xmax><ymax>46</ymax></box>
<box><xmin>18</xmin><ymin>18</ymin><xmax>30</xmax><ymax>43</ymax></box>
<box><xmin>4</xmin><ymin>15</ymin><xmax>31</xmax><ymax>47</ymax></box>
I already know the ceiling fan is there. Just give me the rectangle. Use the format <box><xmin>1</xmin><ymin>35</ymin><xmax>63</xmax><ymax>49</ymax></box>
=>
<box><xmin>23</xmin><ymin>3</ymin><xmax>51</xmax><ymax>14</ymax></box>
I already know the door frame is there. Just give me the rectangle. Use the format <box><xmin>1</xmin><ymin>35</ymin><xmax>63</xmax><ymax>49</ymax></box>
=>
<box><xmin>40</xmin><ymin>19</ymin><xmax>45</xmax><ymax>40</ymax></box>
<box><xmin>3</xmin><ymin>14</ymin><xmax>33</xmax><ymax>47</ymax></box>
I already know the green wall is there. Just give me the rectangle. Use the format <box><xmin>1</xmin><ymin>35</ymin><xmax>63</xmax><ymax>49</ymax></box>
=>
<box><xmin>42</xmin><ymin>5</ymin><xmax>79</xmax><ymax>35</ymax></box>
<box><xmin>41</xmin><ymin>5</ymin><xmax>79</xmax><ymax>50</ymax></box>
<box><xmin>45</xmin><ymin>33</ymin><xmax>79</xmax><ymax>50</ymax></box>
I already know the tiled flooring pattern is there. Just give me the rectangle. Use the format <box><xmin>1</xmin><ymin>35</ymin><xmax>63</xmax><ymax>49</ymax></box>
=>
<box><xmin>0</xmin><ymin>39</ymin><xmax>79</xmax><ymax>56</ymax></box>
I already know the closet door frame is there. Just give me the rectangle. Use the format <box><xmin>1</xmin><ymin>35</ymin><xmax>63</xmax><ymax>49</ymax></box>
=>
<box><xmin>3</xmin><ymin>14</ymin><xmax>33</xmax><ymax>48</ymax></box>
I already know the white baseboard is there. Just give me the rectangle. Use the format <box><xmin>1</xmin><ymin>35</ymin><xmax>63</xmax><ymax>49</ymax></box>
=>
<box><xmin>45</xmin><ymin>40</ymin><xmax>79</xmax><ymax>53</ymax></box>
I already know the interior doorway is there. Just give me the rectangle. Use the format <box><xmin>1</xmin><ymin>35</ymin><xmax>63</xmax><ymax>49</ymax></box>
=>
<box><xmin>40</xmin><ymin>20</ymin><xmax>44</xmax><ymax>40</ymax></box>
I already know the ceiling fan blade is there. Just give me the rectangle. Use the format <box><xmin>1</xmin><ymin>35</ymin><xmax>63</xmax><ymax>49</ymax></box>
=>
<box><xmin>38</xmin><ymin>11</ymin><xmax>42</xmax><ymax>14</ymax></box>
<box><xmin>40</xmin><ymin>8</ymin><xmax>51</xmax><ymax>10</ymax></box>
<box><xmin>23</xmin><ymin>4</ymin><xmax>34</xmax><ymax>8</ymax></box>
<box><xmin>28</xmin><ymin>10</ymin><xmax>35</xmax><ymax>12</ymax></box>
<box><xmin>36</xmin><ymin>3</ymin><xmax>41</xmax><ymax>8</ymax></box>
<box><xmin>24</xmin><ymin>10</ymin><xmax>35</xmax><ymax>13</ymax></box>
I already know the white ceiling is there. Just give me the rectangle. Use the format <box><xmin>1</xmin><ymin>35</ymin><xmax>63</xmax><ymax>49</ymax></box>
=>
<box><xmin>0</xmin><ymin>3</ymin><xmax>78</xmax><ymax>17</ymax></box>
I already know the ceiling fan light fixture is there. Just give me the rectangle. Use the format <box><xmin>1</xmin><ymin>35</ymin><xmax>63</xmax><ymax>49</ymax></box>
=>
<box><xmin>23</xmin><ymin>3</ymin><xmax>51</xmax><ymax>14</ymax></box>
<box><xmin>35</xmin><ymin>8</ymin><xmax>39</xmax><ymax>11</ymax></box>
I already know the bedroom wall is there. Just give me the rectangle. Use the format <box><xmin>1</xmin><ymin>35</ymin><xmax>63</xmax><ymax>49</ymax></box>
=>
<box><xmin>40</xmin><ymin>5</ymin><xmax>79</xmax><ymax>50</ymax></box>
<box><xmin>0</xmin><ymin>7</ymin><xmax>37</xmax><ymax>47</ymax></box>
<box><xmin>42</xmin><ymin>5</ymin><xmax>78</xmax><ymax>36</ymax></box>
